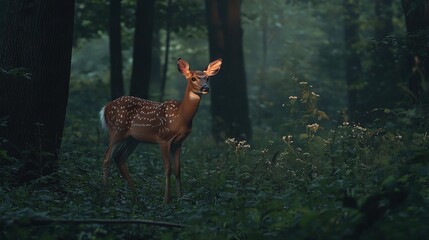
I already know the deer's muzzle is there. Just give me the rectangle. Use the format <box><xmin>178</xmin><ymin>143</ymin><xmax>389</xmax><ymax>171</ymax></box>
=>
<box><xmin>200</xmin><ymin>84</ymin><xmax>210</xmax><ymax>94</ymax></box>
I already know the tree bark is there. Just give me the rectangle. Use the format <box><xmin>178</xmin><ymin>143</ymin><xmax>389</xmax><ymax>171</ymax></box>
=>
<box><xmin>374</xmin><ymin>0</ymin><xmax>396</xmax><ymax>102</ymax></box>
<box><xmin>0</xmin><ymin>0</ymin><xmax>75</xmax><ymax>182</ymax></box>
<box><xmin>159</xmin><ymin>0</ymin><xmax>173</xmax><ymax>101</ymax></box>
<box><xmin>261</xmin><ymin>6</ymin><xmax>268</xmax><ymax>92</ymax></box>
<box><xmin>343</xmin><ymin>0</ymin><xmax>362</xmax><ymax>121</ymax></box>
<box><xmin>109</xmin><ymin>0</ymin><xmax>124</xmax><ymax>100</ymax></box>
<box><xmin>206</xmin><ymin>0</ymin><xmax>252</xmax><ymax>141</ymax></box>
<box><xmin>129</xmin><ymin>0</ymin><xmax>155</xmax><ymax>99</ymax></box>
<box><xmin>375</xmin><ymin>0</ymin><xmax>393</xmax><ymax>40</ymax></box>
<box><xmin>151</xmin><ymin>29</ymin><xmax>162</xmax><ymax>96</ymax></box>
<box><xmin>360</xmin><ymin>0</ymin><xmax>396</xmax><ymax>111</ymax></box>
<box><xmin>0</xmin><ymin>0</ymin><xmax>7</xmax><ymax>47</ymax></box>
<box><xmin>402</xmin><ymin>0</ymin><xmax>429</xmax><ymax>103</ymax></box>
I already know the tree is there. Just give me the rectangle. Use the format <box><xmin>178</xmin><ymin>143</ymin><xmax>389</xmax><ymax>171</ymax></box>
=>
<box><xmin>343</xmin><ymin>0</ymin><xmax>362</xmax><ymax>121</ymax></box>
<box><xmin>206</xmin><ymin>0</ymin><xmax>252</xmax><ymax>141</ymax></box>
<box><xmin>109</xmin><ymin>0</ymin><xmax>125</xmax><ymax>100</ymax></box>
<box><xmin>0</xmin><ymin>0</ymin><xmax>7</xmax><ymax>47</ymax></box>
<box><xmin>129</xmin><ymin>0</ymin><xmax>155</xmax><ymax>99</ymax></box>
<box><xmin>370</xmin><ymin>0</ymin><xmax>396</xmax><ymax>106</ymax></box>
<box><xmin>0</xmin><ymin>0</ymin><xmax>75</xmax><ymax>182</ymax></box>
<box><xmin>402</xmin><ymin>0</ymin><xmax>429</xmax><ymax>103</ymax></box>
<box><xmin>359</xmin><ymin>0</ymin><xmax>400</xmax><ymax>112</ymax></box>
<box><xmin>159</xmin><ymin>0</ymin><xmax>173</xmax><ymax>101</ymax></box>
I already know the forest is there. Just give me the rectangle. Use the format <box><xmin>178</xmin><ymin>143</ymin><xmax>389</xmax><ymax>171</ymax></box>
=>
<box><xmin>0</xmin><ymin>0</ymin><xmax>428</xmax><ymax>239</ymax></box>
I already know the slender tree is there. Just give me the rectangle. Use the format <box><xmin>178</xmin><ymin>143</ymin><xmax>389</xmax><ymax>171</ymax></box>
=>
<box><xmin>206</xmin><ymin>0</ymin><xmax>252</xmax><ymax>141</ymax></box>
<box><xmin>129</xmin><ymin>0</ymin><xmax>155</xmax><ymax>99</ymax></box>
<box><xmin>402</xmin><ymin>0</ymin><xmax>429</xmax><ymax>103</ymax></box>
<box><xmin>375</xmin><ymin>0</ymin><xmax>394</xmax><ymax>45</ymax></box>
<box><xmin>0</xmin><ymin>0</ymin><xmax>75</xmax><ymax>182</ymax></box>
<box><xmin>159</xmin><ymin>0</ymin><xmax>173</xmax><ymax>101</ymax></box>
<box><xmin>151</xmin><ymin>29</ymin><xmax>162</xmax><ymax>94</ymax></box>
<box><xmin>361</xmin><ymin>0</ymin><xmax>397</xmax><ymax>111</ymax></box>
<box><xmin>375</xmin><ymin>0</ymin><xmax>401</xmax><ymax>104</ymax></box>
<box><xmin>0</xmin><ymin>0</ymin><xmax>7</xmax><ymax>46</ymax></box>
<box><xmin>260</xmin><ymin>5</ymin><xmax>268</xmax><ymax>92</ymax></box>
<box><xmin>343</xmin><ymin>0</ymin><xmax>362</xmax><ymax>121</ymax></box>
<box><xmin>109</xmin><ymin>0</ymin><xmax>124</xmax><ymax>100</ymax></box>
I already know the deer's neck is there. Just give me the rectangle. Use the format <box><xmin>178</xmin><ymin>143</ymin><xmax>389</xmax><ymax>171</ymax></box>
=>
<box><xmin>177</xmin><ymin>86</ymin><xmax>202</xmax><ymax>126</ymax></box>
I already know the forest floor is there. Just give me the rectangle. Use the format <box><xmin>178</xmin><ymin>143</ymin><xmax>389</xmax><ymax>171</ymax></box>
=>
<box><xmin>1</xmin><ymin>78</ymin><xmax>429</xmax><ymax>239</ymax></box>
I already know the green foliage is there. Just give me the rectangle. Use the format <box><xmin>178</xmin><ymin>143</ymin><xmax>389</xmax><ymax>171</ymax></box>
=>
<box><xmin>74</xmin><ymin>0</ymin><xmax>206</xmax><ymax>46</ymax></box>
<box><xmin>1</xmin><ymin>77</ymin><xmax>428</xmax><ymax>239</ymax></box>
<box><xmin>0</xmin><ymin>67</ymin><xmax>32</xmax><ymax>80</ymax></box>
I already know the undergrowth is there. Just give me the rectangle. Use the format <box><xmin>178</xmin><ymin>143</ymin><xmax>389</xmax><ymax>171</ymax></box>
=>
<box><xmin>1</xmin><ymin>77</ymin><xmax>429</xmax><ymax>239</ymax></box>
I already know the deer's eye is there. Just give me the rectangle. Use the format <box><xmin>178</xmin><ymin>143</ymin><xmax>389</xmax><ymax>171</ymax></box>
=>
<box><xmin>206</xmin><ymin>77</ymin><xmax>210</xmax><ymax>83</ymax></box>
<box><xmin>191</xmin><ymin>77</ymin><xmax>197</xmax><ymax>82</ymax></box>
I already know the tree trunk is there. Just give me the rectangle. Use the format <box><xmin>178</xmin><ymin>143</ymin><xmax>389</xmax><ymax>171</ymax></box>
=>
<box><xmin>0</xmin><ymin>0</ymin><xmax>7</xmax><ymax>47</ymax></box>
<box><xmin>109</xmin><ymin>0</ymin><xmax>124</xmax><ymax>100</ymax></box>
<box><xmin>151</xmin><ymin>29</ymin><xmax>162</xmax><ymax>97</ymax></box>
<box><xmin>160</xmin><ymin>0</ymin><xmax>173</xmax><ymax>101</ymax></box>
<box><xmin>361</xmin><ymin>0</ymin><xmax>396</xmax><ymax>111</ymax></box>
<box><xmin>343</xmin><ymin>0</ymin><xmax>362</xmax><ymax>121</ymax></box>
<box><xmin>206</xmin><ymin>0</ymin><xmax>252</xmax><ymax>141</ymax></box>
<box><xmin>129</xmin><ymin>0</ymin><xmax>155</xmax><ymax>99</ymax></box>
<box><xmin>402</xmin><ymin>0</ymin><xmax>429</xmax><ymax>103</ymax></box>
<box><xmin>375</xmin><ymin>0</ymin><xmax>393</xmax><ymax>40</ymax></box>
<box><xmin>260</xmin><ymin>4</ymin><xmax>268</xmax><ymax>92</ymax></box>
<box><xmin>374</xmin><ymin>0</ymin><xmax>397</xmax><ymax>104</ymax></box>
<box><xmin>0</xmin><ymin>0</ymin><xmax>75</xmax><ymax>182</ymax></box>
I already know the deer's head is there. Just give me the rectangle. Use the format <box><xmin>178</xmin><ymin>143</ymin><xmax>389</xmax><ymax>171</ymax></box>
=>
<box><xmin>177</xmin><ymin>58</ymin><xmax>222</xmax><ymax>95</ymax></box>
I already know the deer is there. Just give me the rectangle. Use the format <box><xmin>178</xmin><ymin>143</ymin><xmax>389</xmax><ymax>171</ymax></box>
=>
<box><xmin>99</xmin><ymin>58</ymin><xmax>222</xmax><ymax>203</ymax></box>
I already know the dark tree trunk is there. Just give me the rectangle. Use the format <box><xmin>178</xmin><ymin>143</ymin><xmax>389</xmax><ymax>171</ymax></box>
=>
<box><xmin>260</xmin><ymin>5</ymin><xmax>268</xmax><ymax>92</ymax></box>
<box><xmin>343</xmin><ymin>0</ymin><xmax>362</xmax><ymax>122</ymax></box>
<box><xmin>375</xmin><ymin>0</ymin><xmax>393</xmax><ymax>40</ymax></box>
<box><xmin>206</xmin><ymin>0</ymin><xmax>226</xmax><ymax>141</ymax></box>
<box><xmin>109</xmin><ymin>0</ymin><xmax>124</xmax><ymax>100</ymax></box>
<box><xmin>206</xmin><ymin>0</ymin><xmax>224</xmax><ymax>60</ymax></box>
<box><xmin>206</xmin><ymin>0</ymin><xmax>252</xmax><ymax>141</ymax></box>
<box><xmin>160</xmin><ymin>0</ymin><xmax>173</xmax><ymax>101</ymax></box>
<box><xmin>402</xmin><ymin>0</ymin><xmax>429</xmax><ymax>32</ymax></box>
<box><xmin>129</xmin><ymin>0</ymin><xmax>155</xmax><ymax>99</ymax></box>
<box><xmin>361</xmin><ymin>0</ymin><xmax>396</xmax><ymax>111</ymax></box>
<box><xmin>402</xmin><ymin>0</ymin><xmax>429</xmax><ymax>103</ymax></box>
<box><xmin>374</xmin><ymin>0</ymin><xmax>396</xmax><ymax>103</ymax></box>
<box><xmin>0</xmin><ymin>0</ymin><xmax>75</xmax><ymax>182</ymax></box>
<box><xmin>0</xmin><ymin>0</ymin><xmax>7</xmax><ymax>47</ymax></box>
<box><xmin>151</xmin><ymin>29</ymin><xmax>162</xmax><ymax>96</ymax></box>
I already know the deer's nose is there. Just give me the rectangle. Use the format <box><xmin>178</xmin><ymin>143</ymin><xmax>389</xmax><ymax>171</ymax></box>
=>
<box><xmin>200</xmin><ymin>84</ymin><xmax>210</xmax><ymax>94</ymax></box>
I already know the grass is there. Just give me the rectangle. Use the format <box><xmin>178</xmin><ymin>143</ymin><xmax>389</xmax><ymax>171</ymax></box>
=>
<box><xmin>1</xmin><ymin>77</ymin><xmax>429</xmax><ymax>239</ymax></box>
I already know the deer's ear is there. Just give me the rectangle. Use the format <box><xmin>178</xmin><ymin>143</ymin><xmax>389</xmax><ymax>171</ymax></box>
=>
<box><xmin>177</xmin><ymin>58</ymin><xmax>191</xmax><ymax>77</ymax></box>
<box><xmin>205</xmin><ymin>58</ymin><xmax>222</xmax><ymax>76</ymax></box>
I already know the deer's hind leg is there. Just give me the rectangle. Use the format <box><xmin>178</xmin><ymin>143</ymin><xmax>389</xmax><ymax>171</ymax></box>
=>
<box><xmin>103</xmin><ymin>146</ymin><xmax>114</xmax><ymax>187</ymax></box>
<box><xmin>113</xmin><ymin>137</ymin><xmax>139</xmax><ymax>191</ymax></box>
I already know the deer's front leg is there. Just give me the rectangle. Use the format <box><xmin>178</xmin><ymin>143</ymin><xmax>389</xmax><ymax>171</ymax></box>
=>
<box><xmin>173</xmin><ymin>145</ymin><xmax>183</xmax><ymax>198</ymax></box>
<box><xmin>160</xmin><ymin>144</ymin><xmax>172</xmax><ymax>203</ymax></box>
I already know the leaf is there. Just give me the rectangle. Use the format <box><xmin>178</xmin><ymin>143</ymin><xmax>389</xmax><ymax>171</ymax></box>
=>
<box><xmin>381</xmin><ymin>175</ymin><xmax>396</xmax><ymax>190</ymax></box>
<box><xmin>297</xmin><ymin>208</ymin><xmax>318</xmax><ymax>227</ymax></box>
<box><xmin>301</xmin><ymin>91</ymin><xmax>310</xmax><ymax>102</ymax></box>
<box><xmin>408</xmin><ymin>151</ymin><xmax>429</xmax><ymax>164</ymax></box>
<box><xmin>299</xmin><ymin>133</ymin><xmax>309</xmax><ymax>140</ymax></box>
<box><xmin>317</xmin><ymin>110</ymin><xmax>329</xmax><ymax>120</ymax></box>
